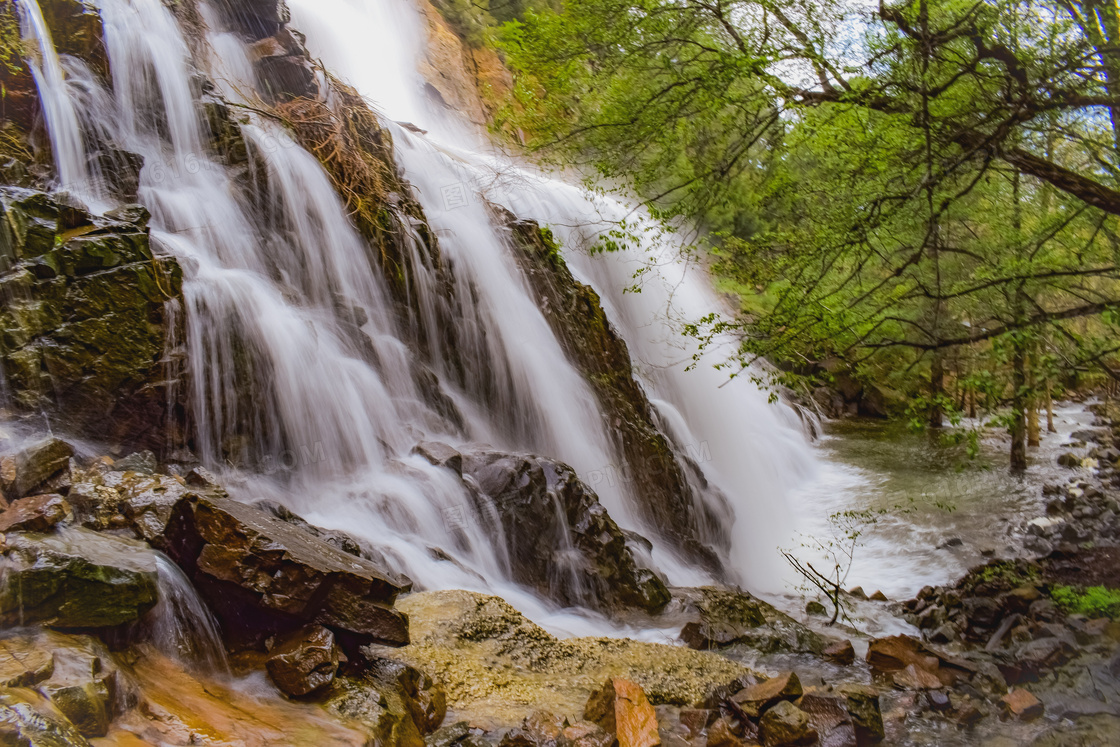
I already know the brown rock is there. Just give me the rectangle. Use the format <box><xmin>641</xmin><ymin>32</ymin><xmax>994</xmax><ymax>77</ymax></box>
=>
<box><xmin>869</xmin><ymin>591</ymin><xmax>888</xmax><ymax>602</ymax></box>
<box><xmin>822</xmin><ymin>641</ymin><xmax>855</xmax><ymax>666</ymax></box>
<box><xmin>266</xmin><ymin>625</ymin><xmax>340</xmax><ymax>697</ymax></box>
<box><xmin>865</xmin><ymin>635</ymin><xmax>971</xmax><ymax>686</ymax></box>
<box><xmin>705</xmin><ymin>716</ymin><xmax>747</xmax><ymax>747</ymax></box>
<box><xmin>585</xmin><ymin>677</ymin><xmax>661</xmax><ymax>747</ymax></box>
<box><xmin>162</xmin><ymin>494</ymin><xmax>410</xmax><ymax>652</ymax></box>
<box><xmin>759</xmin><ymin>701</ymin><xmax>817</xmax><ymax>747</ymax></box>
<box><xmin>0</xmin><ymin>493</ymin><xmax>70</xmax><ymax>532</ymax></box>
<box><xmin>730</xmin><ymin>672</ymin><xmax>803</xmax><ymax>719</ymax></box>
<box><xmin>679</xmin><ymin>709</ymin><xmax>715</xmax><ymax>739</ymax></box>
<box><xmin>999</xmin><ymin>688</ymin><xmax>1043</xmax><ymax>721</ymax></box>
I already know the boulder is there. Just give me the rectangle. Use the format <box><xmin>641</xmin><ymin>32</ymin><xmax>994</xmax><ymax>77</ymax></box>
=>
<box><xmin>0</xmin><ymin>528</ymin><xmax>158</xmax><ymax>628</ymax></box>
<box><xmin>0</xmin><ymin>493</ymin><xmax>69</xmax><ymax>533</ymax></box>
<box><xmin>758</xmin><ymin>700</ymin><xmax>816</xmax><ymax>747</ymax></box>
<box><xmin>34</xmin><ymin>634</ymin><xmax>121</xmax><ymax>738</ymax></box>
<box><xmin>0</xmin><ymin>438</ymin><xmax>73</xmax><ymax>500</ymax></box>
<box><xmin>459</xmin><ymin>449</ymin><xmax>670</xmax><ymax>613</ymax></box>
<box><xmin>161</xmin><ymin>493</ymin><xmax>410</xmax><ymax>652</ymax></box>
<box><xmin>678</xmin><ymin>587</ymin><xmax>825</xmax><ymax>654</ymax></box>
<box><xmin>363</xmin><ymin>647</ymin><xmax>447</xmax><ymax>735</ymax></box>
<box><xmin>891</xmin><ymin>664</ymin><xmax>942</xmax><ymax>691</ymax></box>
<box><xmin>266</xmin><ymin>624</ymin><xmax>340</xmax><ymax>697</ymax></box>
<box><xmin>0</xmin><ymin>639</ymin><xmax>54</xmax><ymax>688</ymax></box>
<box><xmin>584</xmin><ymin>678</ymin><xmax>661</xmax><ymax>747</ymax></box>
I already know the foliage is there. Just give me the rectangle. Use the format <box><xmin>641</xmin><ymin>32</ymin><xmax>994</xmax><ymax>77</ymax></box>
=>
<box><xmin>498</xmin><ymin>0</ymin><xmax>1120</xmax><ymax>470</ymax></box>
<box><xmin>1050</xmin><ymin>585</ymin><xmax>1120</xmax><ymax>619</ymax></box>
<box><xmin>1</xmin><ymin>0</ymin><xmax>24</xmax><ymax>75</ymax></box>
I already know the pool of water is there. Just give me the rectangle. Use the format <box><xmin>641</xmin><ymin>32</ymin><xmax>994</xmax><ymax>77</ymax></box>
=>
<box><xmin>776</xmin><ymin>402</ymin><xmax>1100</xmax><ymax>602</ymax></box>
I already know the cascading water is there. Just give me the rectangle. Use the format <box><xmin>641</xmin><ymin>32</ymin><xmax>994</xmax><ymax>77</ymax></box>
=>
<box><xmin>143</xmin><ymin>555</ymin><xmax>230</xmax><ymax>674</ymax></box>
<box><xmin>287</xmin><ymin>0</ymin><xmax>821</xmax><ymax>591</ymax></box>
<box><xmin>20</xmin><ymin>0</ymin><xmax>821</xmax><ymax>633</ymax></box>
<box><xmin>15</xmin><ymin>0</ymin><xmax>92</xmax><ymax>195</ymax></box>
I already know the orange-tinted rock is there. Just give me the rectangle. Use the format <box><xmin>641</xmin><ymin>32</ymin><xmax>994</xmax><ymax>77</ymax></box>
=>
<box><xmin>0</xmin><ymin>493</ymin><xmax>69</xmax><ymax>532</ymax></box>
<box><xmin>585</xmin><ymin>677</ymin><xmax>661</xmax><ymax>747</ymax></box>
<box><xmin>999</xmin><ymin>689</ymin><xmax>1043</xmax><ymax>721</ymax></box>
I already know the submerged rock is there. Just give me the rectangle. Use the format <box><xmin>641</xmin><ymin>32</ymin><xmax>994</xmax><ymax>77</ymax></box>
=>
<box><xmin>161</xmin><ymin>493</ymin><xmax>411</xmax><ymax>652</ymax></box>
<box><xmin>0</xmin><ymin>528</ymin><xmax>159</xmax><ymax>628</ymax></box>
<box><xmin>0</xmin><ymin>688</ymin><xmax>93</xmax><ymax>747</ymax></box>
<box><xmin>758</xmin><ymin>700</ymin><xmax>816</xmax><ymax>747</ymax></box>
<box><xmin>459</xmin><ymin>448</ymin><xmax>670</xmax><ymax>614</ymax></box>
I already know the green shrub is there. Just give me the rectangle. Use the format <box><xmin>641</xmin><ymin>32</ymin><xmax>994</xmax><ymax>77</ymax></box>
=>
<box><xmin>1050</xmin><ymin>585</ymin><xmax>1120</xmax><ymax>619</ymax></box>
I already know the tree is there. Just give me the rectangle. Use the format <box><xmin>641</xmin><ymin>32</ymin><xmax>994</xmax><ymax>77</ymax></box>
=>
<box><xmin>501</xmin><ymin>0</ymin><xmax>1120</xmax><ymax>468</ymax></box>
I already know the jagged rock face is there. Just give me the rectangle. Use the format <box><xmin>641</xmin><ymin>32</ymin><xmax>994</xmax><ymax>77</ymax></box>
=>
<box><xmin>0</xmin><ymin>528</ymin><xmax>160</xmax><ymax>628</ymax></box>
<box><xmin>506</xmin><ymin>218</ymin><xmax>729</xmax><ymax>571</ymax></box>
<box><xmin>455</xmin><ymin>447</ymin><xmax>670</xmax><ymax>614</ymax></box>
<box><xmin>211</xmin><ymin>0</ymin><xmax>291</xmax><ymax>40</ymax></box>
<box><xmin>160</xmin><ymin>493</ymin><xmax>411</xmax><ymax>654</ymax></box>
<box><xmin>0</xmin><ymin>191</ymin><xmax>183</xmax><ymax>451</ymax></box>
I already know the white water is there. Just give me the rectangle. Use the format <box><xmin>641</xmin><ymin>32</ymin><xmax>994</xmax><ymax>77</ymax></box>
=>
<box><xmin>20</xmin><ymin>0</ymin><xmax>820</xmax><ymax>635</ymax></box>
<box><xmin>145</xmin><ymin>555</ymin><xmax>230</xmax><ymax>674</ymax></box>
<box><xmin>288</xmin><ymin>0</ymin><xmax>820</xmax><ymax>591</ymax></box>
<box><xmin>15</xmin><ymin>0</ymin><xmax>91</xmax><ymax>194</ymax></box>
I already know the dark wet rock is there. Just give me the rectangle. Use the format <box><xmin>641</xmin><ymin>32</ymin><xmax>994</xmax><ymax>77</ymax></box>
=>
<box><xmin>805</xmin><ymin>600</ymin><xmax>827</xmax><ymax>617</ymax></box>
<box><xmin>160</xmin><ymin>493</ymin><xmax>410</xmax><ymax>653</ymax></box>
<box><xmin>212</xmin><ymin>0</ymin><xmax>290</xmax><ymax>39</ymax></box>
<box><xmin>925</xmin><ymin>690</ymin><xmax>950</xmax><ymax>713</ymax></box>
<box><xmin>1058</xmin><ymin>452</ymin><xmax>1082</xmax><ymax>468</ymax></box>
<box><xmin>323</xmin><ymin>675</ymin><xmax>426</xmax><ymax>747</ymax></box>
<box><xmin>266</xmin><ymin>624</ymin><xmax>341</xmax><ymax>697</ymax></box>
<box><xmin>1004</xmin><ymin>637</ymin><xmax>1076</xmax><ymax>682</ymax></box>
<box><xmin>362</xmin><ymin>646</ymin><xmax>447</xmax><ymax>735</ymax></box>
<box><xmin>459</xmin><ymin>449</ymin><xmax>670</xmax><ymax>613</ymax></box>
<box><xmin>0</xmin><ymin>438</ymin><xmax>74</xmax><ymax>501</ymax></box>
<box><xmin>0</xmin><ymin>493</ymin><xmax>69</xmax><ymax>533</ymax></box>
<box><xmin>759</xmin><ymin>700</ymin><xmax>816</xmax><ymax>747</ymax></box>
<box><xmin>822</xmin><ymin>640</ymin><xmax>855</xmax><ymax>666</ymax></box>
<box><xmin>0</xmin><ymin>189</ymin><xmax>183</xmax><ymax>451</ymax></box>
<box><xmin>678</xmin><ymin>587</ymin><xmax>826</xmax><ymax>655</ymax></box>
<box><xmin>0</xmin><ymin>528</ymin><xmax>158</xmax><ymax>628</ymax></box>
<box><xmin>507</xmin><ymin>217</ymin><xmax>728</xmax><ymax>572</ymax></box>
<box><xmin>836</xmin><ymin>685</ymin><xmax>883</xmax><ymax>745</ymax></box>
<box><xmin>257</xmin><ymin>499</ymin><xmax>390</xmax><ymax>566</ymax></box>
<box><xmin>584</xmin><ymin>678</ymin><xmax>660</xmax><ymax>747</ymax></box>
<box><xmin>412</xmin><ymin>441</ymin><xmax>464</xmax><ymax>476</ymax></box>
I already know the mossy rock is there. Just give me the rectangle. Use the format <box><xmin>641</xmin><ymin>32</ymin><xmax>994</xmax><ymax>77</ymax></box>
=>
<box><xmin>0</xmin><ymin>528</ymin><xmax>159</xmax><ymax>628</ymax></box>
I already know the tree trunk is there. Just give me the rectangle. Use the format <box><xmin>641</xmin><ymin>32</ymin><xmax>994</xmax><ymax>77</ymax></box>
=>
<box><xmin>1011</xmin><ymin>342</ymin><xmax>1028</xmax><ymax>472</ymax></box>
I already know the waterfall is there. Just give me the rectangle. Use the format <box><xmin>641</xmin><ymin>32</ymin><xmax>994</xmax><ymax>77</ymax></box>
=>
<box><xmin>144</xmin><ymin>555</ymin><xmax>230</xmax><ymax>674</ymax></box>
<box><xmin>15</xmin><ymin>0</ymin><xmax>92</xmax><ymax>195</ymax></box>
<box><xmin>286</xmin><ymin>0</ymin><xmax>821</xmax><ymax>590</ymax></box>
<box><xmin>18</xmin><ymin>0</ymin><xmax>820</xmax><ymax>630</ymax></box>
